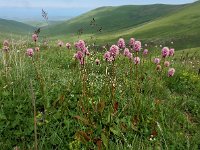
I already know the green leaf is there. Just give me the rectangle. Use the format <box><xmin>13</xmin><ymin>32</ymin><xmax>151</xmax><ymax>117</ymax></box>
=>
<box><xmin>101</xmin><ymin>133</ymin><xmax>108</xmax><ymax>149</ymax></box>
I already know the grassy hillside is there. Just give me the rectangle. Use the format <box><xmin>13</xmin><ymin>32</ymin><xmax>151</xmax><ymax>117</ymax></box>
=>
<box><xmin>43</xmin><ymin>4</ymin><xmax>185</xmax><ymax>35</ymax></box>
<box><xmin>0</xmin><ymin>18</ymin><xmax>34</xmax><ymax>35</ymax></box>
<box><xmin>96</xmin><ymin>1</ymin><xmax>200</xmax><ymax>49</ymax></box>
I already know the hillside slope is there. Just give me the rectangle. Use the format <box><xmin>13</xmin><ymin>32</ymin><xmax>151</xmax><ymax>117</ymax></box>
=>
<box><xmin>44</xmin><ymin>4</ymin><xmax>186</xmax><ymax>35</ymax></box>
<box><xmin>97</xmin><ymin>1</ymin><xmax>200</xmax><ymax>49</ymax></box>
<box><xmin>0</xmin><ymin>18</ymin><xmax>34</xmax><ymax>35</ymax></box>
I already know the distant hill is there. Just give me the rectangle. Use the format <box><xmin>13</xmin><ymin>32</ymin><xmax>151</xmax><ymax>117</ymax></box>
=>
<box><xmin>0</xmin><ymin>18</ymin><xmax>34</xmax><ymax>35</ymax></box>
<box><xmin>44</xmin><ymin>4</ymin><xmax>186</xmax><ymax>35</ymax></box>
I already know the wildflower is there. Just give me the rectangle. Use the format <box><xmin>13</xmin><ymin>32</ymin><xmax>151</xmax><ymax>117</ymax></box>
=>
<box><xmin>75</xmin><ymin>51</ymin><xmax>83</xmax><ymax>60</ymax></box>
<box><xmin>129</xmin><ymin>38</ymin><xmax>135</xmax><ymax>47</ymax></box>
<box><xmin>32</xmin><ymin>34</ymin><xmax>38</xmax><ymax>42</ymax></box>
<box><xmin>169</xmin><ymin>48</ymin><xmax>175</xmax><ymax>56</ymax></box>
<box><xmin>127</xmin><ymin>52</ymin><xmax>133</xmax><ymax>60</ymax></box>
<box><xmin>58</xmin><ymin>41</ymin><xmax>64</xmax><ymax>47</ymax></box>
<box><xmin>162</xmin><ymin>47</ymin><xmax>169</xmax><ymax>58</ymax></box>
<box><xmin>134</xmin><ymin>41</ymin><xmax>141</xmax><ymax>52</ymax></box>
<box><xmin>168</xmin><ymin>68</ymin><xmax>175</xmax><ymax>77</ymax></box>
<box><xmin>26</xmin><ymin>48</ymin><xmax>34</xmax><ymax>57</ymax></box>
<box><xmin>143</xmin><ymin>49</ymin><xmax>148</xmax><ymax>56</ymax></box>
<box><xmin>66</xmin><ymin>43</ymin><xmax>71</xmax><ymax>49</ymax></box>
<box><xmin>104</xmin><ymin>51</ymin><xmax>111</xmax><ymax>61</ymax></box>
<box><xmin>95</xmin><ymin>59</ymin><xmax>100</xmax><ymax>65</ymax></box>
<box><xmin>164</xmin><ymin>61</ymin><xmax>170</xmax><ymax>67</ymax></box>
<box><xmin>109</xmin><ymin>45</ymin><xmax>119</xmax><ymax>58</ymax></box>
<box><xmin>156</xmin><ymin>65</ymin><xmax>162</xmax><ymax>71</ymax></box>
<box><xmin>117</xmin><ymin>38</ymin><xmax>125</xmax><ymax>49</ymax></box>
<box><xmin>3</xmin><ymin>40</ymin><xmax>9</xmax><ymax>47</ymax></box>
<box><xmin>35</xmin><ymin>47</ymin><xmax>40</xmax><ymax>52</ymax></box>
<box><xmin>123</xmin><ymin>48</ymin><xmax>130</xmax><ymax>57</ymax></box>
<box><xmin>154</xmin><ymin>58</ymin><xmax>160</xmax><ymax>64</ymax></box>
<box><xmin>77</xmin><ymin>40</ymin><xmax>86</xmax><ymax>50</ymax></box>
<box><xmin>134</xmin><ymin>57</ymin><xmax>140</xmax><ymax>65</ymax></box>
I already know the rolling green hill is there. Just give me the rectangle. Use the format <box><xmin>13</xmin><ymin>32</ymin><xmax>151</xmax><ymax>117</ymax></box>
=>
<box><xmin>0</xmin><ymin>18</ymin><xmax>34</xmax><ymax>35</ymax></box>
<box><xmin>43</xmin><ymin>4</ymin><xmax>186</xmax><ymax>35</ymax></box>
<box><xmin>96</xmin><ymin>1</ymin><xmax>200</xmax><ymax>49</ymax></box>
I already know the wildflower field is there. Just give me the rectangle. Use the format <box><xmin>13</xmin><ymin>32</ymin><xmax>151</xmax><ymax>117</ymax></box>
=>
<box><xmin>0</xmin><ymin>34</ymin><xmax>200</xmax><ymax>150</ymax></box>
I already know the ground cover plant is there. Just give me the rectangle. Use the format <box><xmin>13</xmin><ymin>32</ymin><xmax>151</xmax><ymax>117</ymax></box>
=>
<box><xmin>0</xmin><ymin>33</ymin><xmax>200</xmax><ymax>150</ymax></box>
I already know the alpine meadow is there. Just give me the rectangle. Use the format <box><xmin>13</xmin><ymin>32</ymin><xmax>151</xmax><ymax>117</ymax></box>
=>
<box><xmin>0</xmin><ymin>0</ymin><xmax>200</xmax><ymax>150</ymax></box>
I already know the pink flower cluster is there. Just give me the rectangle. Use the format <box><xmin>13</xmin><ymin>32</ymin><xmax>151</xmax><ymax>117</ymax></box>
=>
<box><xmin>162</xmin><ymin>47</ymin><xmax>169</xmax><ymax>58</ymax></box>
<box><xmin>66</xmin><ymin>43</ymin><xmax>71</xmax><ymax>49</ymax></box>
<box><xmin>123</xmin><ymin>48</ymin><xmax>132</xmax><ymax>59</ymax></box>
<box><xmin>117</xmin><ymin>38</ymin><xmax>125</xmax><ymax>49</ymax></box>
<box><xmin>168</xmin><ymin>68</ymin><xmax>175</xmax><ymax>77</ymax></box>
<box><xmin>32</xmin><ymin>34</ymin><xmax>38</xmax><ymax>42</ymax></box>
<box><xmin>103</xmin><ymin>45</ymin><xmax>119</xmax><ymax>62</ymax></box>
<box><xmin>58</xmin><ymin>41</ymin><xmax>64</xmax><ymax>47</ymax></box>
<box><xmin>26</xmin><ymin>48</ymin><xmax>34</xmax><ymax>57</ymax></box>
<box><xmin>154</xmin><ymin>58</ymin><xmax>161</xmax><ymax>64</ymax></box>
<box><xmin>74</xmin><ymin>40</ymin><xmax>90</xmax><ymax>65</ymax></box>
<box><xmin>143</xmin><ymin>49</ymin><xmax>148</xmax><ymax>56</ymax></box>
<box><xmin>134</xmin><ymin>57</ymin><xmax>140</xmax><ymax>65</ymax></box>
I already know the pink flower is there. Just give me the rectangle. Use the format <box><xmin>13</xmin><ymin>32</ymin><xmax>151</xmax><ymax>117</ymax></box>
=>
<box><xmin>104</xmin><ymin>51</ymin><xmax>111</xmax><ymax>61</ymax></box>
<box><xmin>58</xmin><ymin>41</ymin><xmax>64</xmax><ymax>47</ymax></box>
<box><xmin>154</xmin><ymin>58</ymin><xmax>161</xmax><ymax>64</ymax></box>
<box><xmin>164</xmin><ymin>61</ymin><xmax>170</xmax><ymax>67</ymax></box>
<box><xmin>35</xmin><ymin>47</ymin><xmax>40</xmax><ymax>52</ymax></box>
<box><xmin>66</xmin><ymin>43</ymin><xmax>71</xmax><ymax>49</ymax></box>
<box><xmin>95</xmin><ymin>59</ymin><xmax>100</xmax><ymax>65</ymax></box>
<box><xmin>109</xmin><ymin>45</ymin><xmax>119</xmax><ymax>57</ymax></box>
<box><xmin>143</xmin><ymin>49</ymin><xmax>148</xmax><ymax>55</ymax></box>
<box><xmin>134</xmin><ymin>41</ymin><xmax>142</xmax><ymax>52</ymax></box>
<box><xmin>76</xmin><ymin>40</ymin><xmax>86</xmax><ymax>50</ymax></box>
<box><xmin>169</xmin><ymin>48</ymin><xmax>175</xmax><ymax>56</ymax></box>
<box><xmin>3</xmin><ymin>40</ymin><xmax>9</xmax><ymax>47</ymax></box>
<box><xmin>168</xmin><ymin>68</ymin><xmax>175</xmax><ymax>77</ymax></box>
<box><xmin>129</xmin><ymin>38</ymin><xmax>135</xmax><ymax>47</ymax></box>
<box><xmin>26</xmin><ymin>48</ymin><xmax>34</xmax><ymax>57</ymax></box>
<box><xmin>134</xmin><ymin>57</ymin><xmax>140</xmax><ymax>65</ymax></box>
<box><xmin>75</xmin><ymin>51</ymin><xmax>83</xmax><ymax>60</ymax></box>
<box><xmin>117</xmin><ymin>38</ymin><xmax>125</xmax><ymax>49</ymax></box>
<box><xmin>32</xmin><ymin>34</ymin><xmax>38</xmax><ymax>42</ymax></box>
<box><xmin>156</xmin><ymin>65</ymin><xmax>162</xmax><ymax>71</ymax></box>
<box><xmin>123</xmin><ymin>48</ymin><xmax>130</xmax><ymax>57</ymax></box>
<box><xmin>127</xmin><ymin>52</ymin><xmax>133</xmax><ymax>60</ymax></box>
<box><xmin>162</xmin><ymin>47</ymin><xmax>169</xmax><ymax>58</ymax></box>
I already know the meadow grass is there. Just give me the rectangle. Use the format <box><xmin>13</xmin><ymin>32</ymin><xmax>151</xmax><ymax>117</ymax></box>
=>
<box><xmin>0</xmin><ymin>38</ymin><xmax>200</xmax><ymax>150</ymax></box>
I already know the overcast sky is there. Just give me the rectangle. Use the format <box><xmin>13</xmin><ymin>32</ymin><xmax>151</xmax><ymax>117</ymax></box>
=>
<box><xmin>0</xmin><ymin>0</ymin><xmax>196</xmax><ymax>8</ymax></box>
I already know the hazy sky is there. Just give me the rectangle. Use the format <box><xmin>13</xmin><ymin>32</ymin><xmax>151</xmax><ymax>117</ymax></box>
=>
<box><xmin>0</xmin><ymin>0</ymin><xmax>196</xmax><ymax>8</ymax></box>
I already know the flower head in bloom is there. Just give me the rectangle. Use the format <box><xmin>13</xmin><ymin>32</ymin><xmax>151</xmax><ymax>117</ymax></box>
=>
<box><xmin>134</xmin><ymin>41</ymin><xmax>142</xmax><ymax>52</ymax></box>
<box><xmin>129</xmin><ymin>38</ymin><xmax>135</xmax><ymax>47</ymax></box>
<box><xmin>134</xmin><ymin>57</ymin><xmax>140</xmax><ymax>65</ymax></box>
<box><xmin>168</xmin><ymin>68</ymin><xmax>175</xmax><ymax>77</ymax></box>
<box><xmin>58</xmin><ymin>41</ymin><xmax>64</xmax><ymax>47</ymax></box>
<box><xmin>32</xmin><ymin>34</ymin><xmax>38</xmax><ymax>42</ymax></box>
<box><xmin>162</xmin><ymin>47</ymin><xmax>169</xmax><ymax>58</ymax></box>
<box><xmin>127</xmin><ymin>52</ymin><xmax>133</xmax><ymax>60</ymax></box>
<box><xmin>117</xmin><ymin>38</ymin><xmax>125</xmax><ymax>49</ymax></box>
<box><xmin>26</xmin><ymin>48</ymin><xmax>34</xmax><ymax>57</ymax></box>
<box><xmin>109</xmin><ymin>45</ymin><xmax>119</xmax><ymax>58</ymax></box>
<box><xmin>156</xmin><ymin>65</ymin><xmax>162</xmax><ymax>71</ymax></box>
<box><xmin>169</xmin><ymin>48</ymin><xmax>175</xmax><ymax>56</ymax></box>
<box><xmin>75</xmin><ymin>51</ymin><xmax>83</xmax><ymax>60</ymax></box>
<box><xmin>104</xmin><ymin>51</ymin><xmax>111</xmax><ymax>61</ymax></box>
<box><xmin>35</xmin><ymin>47</ymin><xmax>40</xmax><ymax>52</ymax></box>
<box><xmin>3</xmin><ymin>40</ymin><xmax>9</xmax><ymax>47</ymax></box>
<box><xmin>154</xmin><ymin>58</ymin><xmax>161</xmax><ymax>64</ymax></box>
<box><xmin>66</xmin><ymin>43</ymin><xmax>71</xmax><ymax>49</ymax></box>
<box><xmin>75</xmin><ymin>40</ymin><xmax>86</xmax><ymax>50</ymax></box>
<box><xmin>123</xmin><ymin>48</ymin><xmax>130</xmax><ymax>57</ymax></box>
<box><xmin>143</xmin><ymin>49</ymin><xmax>148</xmax><ymax>56</ymax></box>
<box><xmin>95</xmin><ymin>59</ymin><xmax>100</xmax><ymax>65</ymax></box>
<box><xmin>164</xmin><ymin>61</ymin><xmax>170</xmax><ymax>67</ymax></box>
